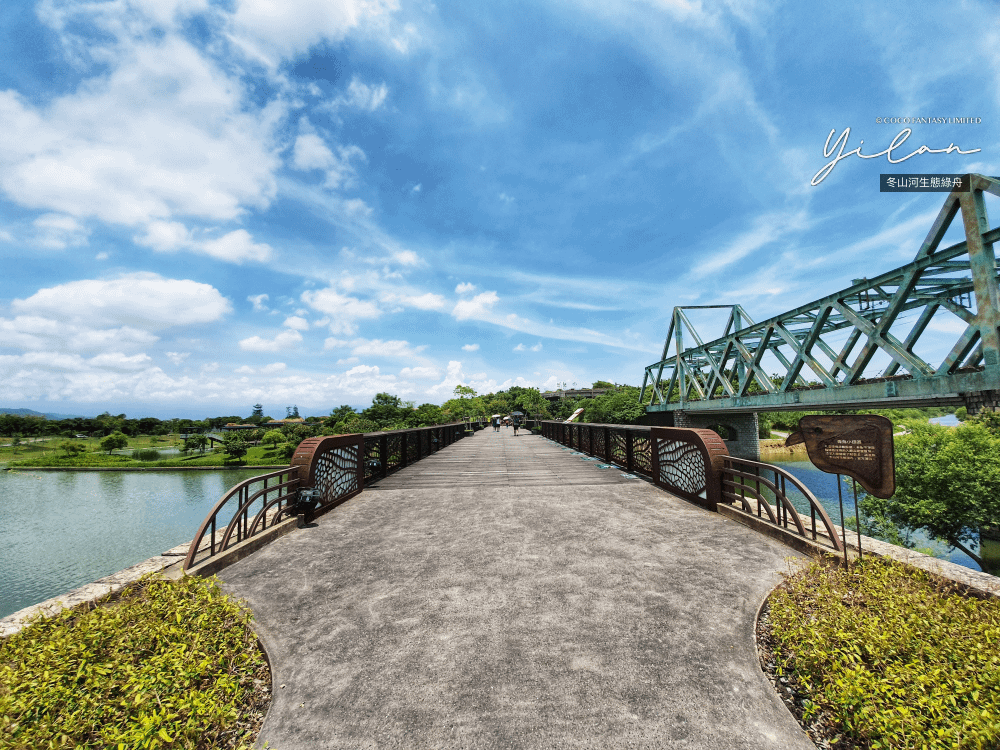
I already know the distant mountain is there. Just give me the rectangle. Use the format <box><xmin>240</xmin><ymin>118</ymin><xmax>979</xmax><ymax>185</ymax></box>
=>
<box><xmin>0</xmin><ymin>408</ymin><xmax>87</xmax><ymax>420</ymax></box>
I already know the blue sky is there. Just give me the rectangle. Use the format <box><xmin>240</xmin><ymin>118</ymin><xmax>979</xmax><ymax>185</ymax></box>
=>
<box><xmin>0</xmin><ymin>0</ymin><xmax>997</xmax><ymax>418</ymax></box>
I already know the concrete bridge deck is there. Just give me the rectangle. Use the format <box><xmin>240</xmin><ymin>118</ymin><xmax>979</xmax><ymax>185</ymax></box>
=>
<box><xmin>218</xmin><ymin>428</ymin><xmax>813</xmax><ymax>750</ymax></box>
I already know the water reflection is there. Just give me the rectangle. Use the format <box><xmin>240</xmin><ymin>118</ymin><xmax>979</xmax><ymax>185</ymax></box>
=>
<box><xmin>0</xmin><ymin>468</ymin><xmax>268</xmax><ymax>619</ymax></box>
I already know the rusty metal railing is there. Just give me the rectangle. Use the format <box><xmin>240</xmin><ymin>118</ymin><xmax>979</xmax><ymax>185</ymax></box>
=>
<box><xmin>719</xmin><ymin>456</ymin><xmax>844</xmax><ymax>551</ymax></box>
<box><xmin>183</xmin><ymin>422</ymin><xmax>471</xmax><ymax>571</ymax></box>
<box><xmin>540</xmin><ymin>421</ymin><xmax>654</xmax><ymax>477</ymax></box>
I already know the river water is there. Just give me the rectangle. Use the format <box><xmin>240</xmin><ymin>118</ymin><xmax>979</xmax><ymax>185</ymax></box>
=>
<box><xmin>765</xmin><ymin>454</ymin><xmax>980</xmax><ymax>570</ymax></box>
<box><xmin>0</xmin><ymin>468</ymin><xmax>267</xmax><ymax>619</ymax></box>
<box><xmin>0</xmin><ymin>453</ymin><xmax>985</xmax><ymax>620</ymax></box>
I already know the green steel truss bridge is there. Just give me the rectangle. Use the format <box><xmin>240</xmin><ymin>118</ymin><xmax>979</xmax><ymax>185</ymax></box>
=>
<box><xmin>640</xmin><ymin>173</ymin><xmax>1000</xmax><ymax>415</ymax></box>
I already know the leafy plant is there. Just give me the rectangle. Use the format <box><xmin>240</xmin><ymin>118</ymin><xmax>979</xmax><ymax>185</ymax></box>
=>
<box><xmin>132</xmin><ymin>448</ymin><xmax>161</xmax><ymax>461</ymax></box>
<box><xmin>767</xmin><ymin>557</ymin><xmax>1000</xmax><ymax>749</ymax></box>
<box><xmin>0</xmin><ymin>574</ymin><xmax>269</xmax><ymax>749</ymax></box>
<box><xmin>100</xmin><ymin>431</ymin><xmax>129</xmax><ymax>454</ymax></box>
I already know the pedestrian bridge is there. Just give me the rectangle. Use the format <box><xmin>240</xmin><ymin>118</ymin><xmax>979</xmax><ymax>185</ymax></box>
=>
<box><xmin>182</xmin><ymin>422</ymin><xmax>841</xmax><ymax>749</ymax></box>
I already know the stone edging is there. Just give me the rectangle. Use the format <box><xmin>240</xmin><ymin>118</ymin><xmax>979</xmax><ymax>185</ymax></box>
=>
<box><xmin>719</xmin><ymin>502</ymin><xmax>999</xmax><ymax>598</ymax></box>
<box><xmin>0</xmin><ymin>539</ymin><xmax>193</xmax><ymax>639</ymax></box>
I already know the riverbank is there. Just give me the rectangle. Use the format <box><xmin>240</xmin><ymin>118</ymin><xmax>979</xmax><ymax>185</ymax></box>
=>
<box><xmin>3</xmin><ymin>444</ymin><xmax>290</xmax><ymax>469</ymax></box>
<box><xmin>759</xmin><ymin>437</ymin><xmax>807</xmax><ymax>456</ymax></box>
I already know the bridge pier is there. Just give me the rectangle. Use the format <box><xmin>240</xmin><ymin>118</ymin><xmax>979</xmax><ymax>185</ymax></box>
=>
<box><xmin>672</xmin><ymin>411</ymin><xmax>760</xmax><ymax>461</ymax></box>
<box><xmin>963</xmin><ymin>389</ymin><xmax>1000</xmax><ymax>415</ymax></box>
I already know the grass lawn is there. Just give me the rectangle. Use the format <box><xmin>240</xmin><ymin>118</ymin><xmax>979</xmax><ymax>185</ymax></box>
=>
<box><xmin>5</xmin><ymin>444</ymin><xmax>289</xmax><ymax>469</ymax></box>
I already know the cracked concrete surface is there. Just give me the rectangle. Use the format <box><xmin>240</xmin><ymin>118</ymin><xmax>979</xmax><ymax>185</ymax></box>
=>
<box><xmin>218</xmin><ymin>429</ymin><xmax>813</xmax><ymax>749</ymax></box>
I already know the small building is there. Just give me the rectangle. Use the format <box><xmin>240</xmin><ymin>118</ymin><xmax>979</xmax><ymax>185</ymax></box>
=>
<box><xmin>220</xmin><ymin>423</ymin><xmax>259</xmax><ymax>431</ymax></box>
<box><xmin>264</xmin><ymin>418</ymin><xmax>306</xmax><ymax>428</ymax></box>
<box><xmin>539</xmin><ymin>388</ymin><xmax>609</xmax><ymax>402</ymax></box>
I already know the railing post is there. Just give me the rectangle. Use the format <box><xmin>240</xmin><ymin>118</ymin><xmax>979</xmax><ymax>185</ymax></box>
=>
<box><xmin>604</xmin><ymin>426</ymin><xmax>611</xmax><ymax>462</ymax></box>
<box><xmin>379</xmin><ymin>434</ymin><xmax>388</xmax><ymax>478</ymax></box>
<box><xmin>400</xmin><ymin>432</ymin><xmax>408</xmax><ymax>467</ymax></box>
<box><xmin>626</xmin><ymin>431</ymin><xmax>634</xmax><ymax>473</ymax></box>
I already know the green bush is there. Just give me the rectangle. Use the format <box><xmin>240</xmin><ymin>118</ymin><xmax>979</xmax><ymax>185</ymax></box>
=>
<box><xmin>0</xmin><ymin>574</ymin><xmax>268</xmax><ymax>749</ymax></box>
<box><xmin>767</xmin><ymin>557</ymin><xmax>1000</xmax><ymax>749</ymax></box>
<box><xmin>132</xmin><ymin>448</ymin><xmax>161</xmax><ymax>461</ymax></box>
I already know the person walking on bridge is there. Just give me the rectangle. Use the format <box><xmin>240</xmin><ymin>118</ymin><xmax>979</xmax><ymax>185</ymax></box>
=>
<box><xmin>512</xmin><ymin>416</ymin><xmax>520</xmax><ymax>436</ymax></box>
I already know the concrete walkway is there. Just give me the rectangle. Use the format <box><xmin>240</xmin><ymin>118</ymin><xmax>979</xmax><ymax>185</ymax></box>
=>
<box><xmin>218</xmin><ymin>428</ymin><xmax>813</xmax><ymax>750</ymax></box>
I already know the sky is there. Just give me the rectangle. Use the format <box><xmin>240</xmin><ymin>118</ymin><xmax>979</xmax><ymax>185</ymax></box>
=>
<box><xmin>0</xmin><ymin>0</ymin><xmax>998</xmax><ymax>419</ymax></box>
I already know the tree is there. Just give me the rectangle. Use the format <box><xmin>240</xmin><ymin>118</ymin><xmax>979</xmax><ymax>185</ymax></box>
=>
<box><xmin>100</xmin><ymin>432</ymin><xmax>129</xmax><ymax>454</ymax></box>
<box><xmin>453</xmin><ymin>384</ymin><xmax>477</xmax><ymax>399</ymax></box>
<box><xmin>184</xmin><ymin>434</ymin><xmax>209</xmax><ymax>453</ymax></box>
<box><xmin>252</xmin><ymin>403</ymin><xmax>264</xmax><ymax>418</ymax></box>
<box><xmin>286</xmin><ymin>405</ymin><xmax>300</xmax><ymax>419</ymax></box>
<box><xmin>592</xmin><ymin>380</ymin><xmax>614</xmax><ymax>389</ymax></box>
<box><xmin>60</xmin><ymin>441</ymin><xmax>87</xmax><ymax>457</ymax></box>
<box><xmin>328</xmin><ymin>405</ymin><xmax>357</xmax><ymax>423</ymax></box>
<box><xmin>262</xmin><ymin>429</ymin><xmax>284</xmax><ymax>448</ymax></box>
<box><xmin>878</xmin><ymin>422</ymin><xmax>1000</xmax><ymax>574</ymax></box>
<box><xmin>221</xmin><ymin>432</ymin><xmax>249</xmax><ymax>463</ymax></box>
<box><xmin>409</xmin><ymin>403</ymin><xmax>445</xmax><ymax>427</ymax></box>
<box><xmin>362</xmin><ymin>393</ymin><xmax>409</xmax><ymax>429</ymax></box>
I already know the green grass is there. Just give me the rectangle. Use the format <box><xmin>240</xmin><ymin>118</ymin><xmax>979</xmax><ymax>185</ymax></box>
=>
<box><xmin>767</xmin><ymin>557</ymin><xmax>1000</xmax><ymax>749</ymax></box>
<box><xmin>6</xmin><ymin>446</ymin><xmax>288</xmax><ymax>469</ymax></box>
<box><xmin>0</xmin><ymin>574</ymin><xmax>269</xmax><ymax>749</ymax></box>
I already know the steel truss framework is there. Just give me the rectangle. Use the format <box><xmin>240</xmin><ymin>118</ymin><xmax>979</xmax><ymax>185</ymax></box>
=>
<box><xmin>641</xmin><ymin>174</ymin><xmax>1000</xmax><ymax>414</ymax></box>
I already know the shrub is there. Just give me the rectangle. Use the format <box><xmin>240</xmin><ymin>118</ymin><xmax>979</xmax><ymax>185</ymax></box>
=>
<box><xmin>0</xmin><ymin>574</ymin><xmax>268</xmax><ymax>749</ymax></box>
<box><xmin>767</xmin><ymin>557</ymin><xmax>1000</xmax><ymax>749</ymax></box>
<box><xmin>132</xmin><ymin>448</ymin><xmax>161</xmax><ymax>461</ymax></box>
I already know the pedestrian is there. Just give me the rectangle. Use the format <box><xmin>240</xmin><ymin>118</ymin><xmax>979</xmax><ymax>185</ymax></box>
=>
<box><xmin>513</xmin><ymin>417</ymin><xmax>520</xmax><ymax>436</ymax></box>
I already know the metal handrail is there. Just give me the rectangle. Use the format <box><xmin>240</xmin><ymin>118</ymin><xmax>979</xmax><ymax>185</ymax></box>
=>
<box><xmin>183</xmin><ymin>467</ymin><xmax>300</xmax><ymax>571</ymax></box>
<box><xmin>720</xmin><ymin>456</ymin><xmax>844</xmax><ymax>551</ymax></box>
<box><xmin>183</xmin><ymin>421</ymin><xmax>474</xmax><ymax>571</ymax></box>
<box><xmin>540</xmin><ymin>420</ymin><xmax>654</xmax><ymax>477</ymax></box>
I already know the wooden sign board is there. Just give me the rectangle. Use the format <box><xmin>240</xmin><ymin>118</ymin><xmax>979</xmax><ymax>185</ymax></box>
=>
<box><xmin>785</xmin><ymin>414</ymin><xmax>895</xmax><ymax>498</ymax></box>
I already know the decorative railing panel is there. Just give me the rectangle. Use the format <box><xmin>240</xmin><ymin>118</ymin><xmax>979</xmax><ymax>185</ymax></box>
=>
<box><xmin>185</xmin><ymin>422</ymin><xmax>469</xmax><ymax>571</ymax></box>
<box><xmin>649</xmin><ymin>427</ymin><xmax>728</xmax><ymax>511</ymax></box>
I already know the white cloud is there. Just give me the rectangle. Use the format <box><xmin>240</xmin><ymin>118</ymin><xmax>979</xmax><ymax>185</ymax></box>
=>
<box><xmin>261</xmin><ymin>362</ymin><xmax>287</xmax><ymax>374</ymax></box>
<box><xmin>199</xmin><ymin>229</ymin><xmax>273</xmax><ymax>263</ymax></box>
<box><xmin>0</xmin><ymin>228</ymin><xmax>12</xmax><ymax>242</ymax></box>
<box><xmin>689</xmin><ymin>210</ymin><xmax>809</xmax><ymax>279</ymax></box>
<box><xmin>0</xmin><ymin>36</ymin><xmax>281</xmax><ymax>227</ymax></box>
<box><xmin>165</xmin><ymin>351</ymin><xmax>190</xmax><ymax>365</ymax></box>
<box><xmin>0</xmin><ymin>316</ymin><xmax>159</xmax><ymax>352</ymax></box>
<box><xmin>238</xmin><ymin>329</ymin><xmax>303</xmax><ymax>352</ymax></box>
<box><xmin>95</xmin><ymin>251</ymin><xmax>109</xmax><ymax>260</ymax></box>
<box><xmin>379</xmin><ymin>291</ymin><xmax>446</xmax><ymax>310</ymax></box>
<box><xmin>531</xmin><ymin>342</ymin><xmax>543</xmax><ymax>352</ymax></box>
<box><xmin>283</xmin><ymin>315</ymin><xmax>310</xmax><ymax>330</ymax></box>
<box><xmin>514</xmin><ymin>342</ymin><xmax>543</xmax><ymax>352</ymax></box>
<box><xmin>452</xmin><ymin>291</ymin><xmax>499</xmax><ymax>320</ymax></box>
<box><xmin>291</xmin><ymin>132</ymin><xmax>366</xmax><ymax>190</ymax></box>
<box><xmin>399</xmin><ymin>366</ymin><xmax>439</xmax><ymax>379</ymax></box>
<box><xmin>32</xmin><ymin>212</ymin><xmax>89</xmax><ymax>250</ymax></box>
<box><xmin>301</xmin><ymin>287</ymin><xmax>381</xmax><ymax>335</ymax></box>
<box><xmin>348</xmin><ymin>338</ymin><xmax>427</xmax><ymax>359</ymax></box>
<box><xmin>392</xmin><ymin>249</ymin><xmax>421</xmax><ymax>266</ymax></box>
<box><xmin>462</xmin><ymin>343</ymin><xmax>479</xmax><ymax>351</ymax></box>
<box><xmin>248</xmin><ymin>293</ymin><xmax>269</xmax><ymax>312</ymax></box>
<box><xmin>136</xmin><ymin>223</ymin><xmax>272</xmax><ymax>263</ymax></box>
<box><xmin>227</xmin><ymin>0</ymin><xmax>398</xmax><ymax>64</ymax></box>
<box><xmin>332</xmin><ymin>77</ymin><xmax>389</xmax><ymax>111</ymax></box>
<box><xmin>88</xmin><ymin>352</ymin><xmax>152</xmax><ymax>370</ymax></box>
<box><xmin>411</xmin><ymin>183</ymin><xmax>422</xmax><ymax>193</ymax></box>
<box><xmin>514</xmin><ymin>343</ymin><xmax>526</xmax><ymax>351</ymax></box>
<box><xmin>455</xmin><ymin>282</ymin><xmax>476</xmax><ymax>294</ymax></box>
<box><xmin>12</xmin><ymin>273</ymin><xmax>231</xmax><ymax>329</ymax></box>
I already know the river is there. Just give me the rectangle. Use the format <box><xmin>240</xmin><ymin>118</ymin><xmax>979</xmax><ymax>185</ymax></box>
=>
<box><xmin>765</xmin><ymin>454</ymin><xmax>980</xmax><ymax>570</ymax></box>
<box><xmin>0</xmin><ymin>468</ymin><xmax>267</xmax><ymax>619</ymax></box>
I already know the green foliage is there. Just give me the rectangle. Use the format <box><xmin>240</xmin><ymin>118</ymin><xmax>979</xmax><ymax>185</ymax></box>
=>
<box><xmin>0</xmin><ymin>574</ymin><xmax>267</xmax><ymax>749</ymax></box>
<box><xmin>261</xmin><ymin>429</ymin><xmax>284</xmax><ymax>448</ymax></box>
<box><xmin>886</xmin><ymin>422</ymin><xmax>1000</xmax><ymax>573</ymax></box>
<box><xmin>100</xmin><ymin>432</ymin><xmax>129</xmax><ymax>454</ymax></box>
<box><xmin>591</xmin><ymin>380</ymin><xmax>614</xmax><ymax>389</ymax></box>
<box><xmin>328</xmin><ymin>405</ymin><xmax>357</xmax><ymax>424</ymax></box>
<box><xmin>60</xmin><ymin>441</ymin><xmax>87</xmax><ymax>457</ymax></box>
<box><xmin>8</xmin><ymin>445</ymin><xmax>287</xmax><ymax>468</ymax></box>
<box><xmin>579</xmin><ymin>386</ymin><xmax>645</xmax><ymax>425</ymax></box>
<box><xmin>221</xmin><ymin>432</ymin><xmax>249</xmax><ymax>462</ymax></box>
<box><xmin>183</xmin><ymin>434</ymin><xmax>209</xmax><ymax>454</ymax></box>
<box><xmin>132</xmin><ymin>448</ymin><xmax>161</xmax><ymax>461</ymax></box>
<box><xmin>410</xmin><ymin>403</ymin><xmax>445</xmax><ymax>426</ymax></box>
<box><xmin>956</xmin><ymin>406</ymin><xmax>968</xmax><ymax>421</ymax></box>
<box><xmin>329</xmin><ymin>413</ymin><xmax>380</xmax><ymax>435</ymax></box>
<box><xmin>768</xmin><ymin>557</ymin><xmax>1000</xmax><ymax>749</ymax></box>
<box><xmin>362</xmin><ymin>392</ymin><xmax>410</xmax><ymax>429</ymax></box>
